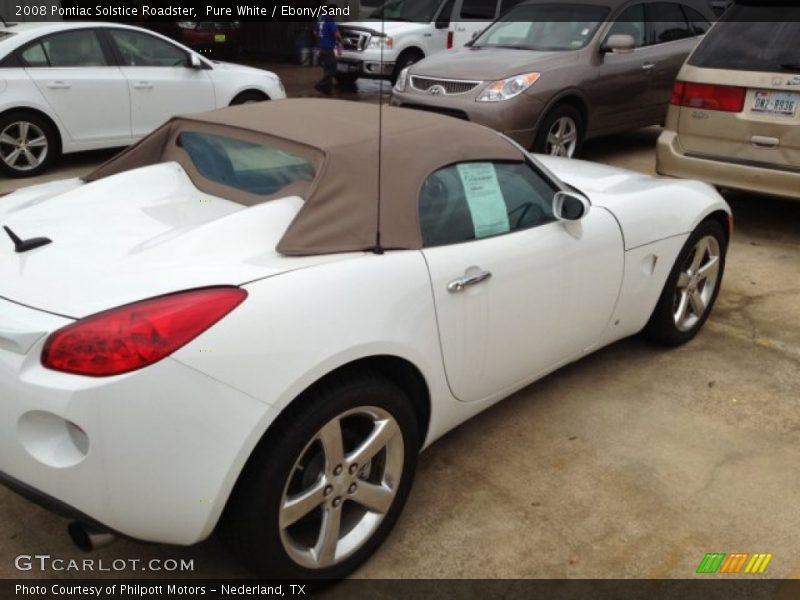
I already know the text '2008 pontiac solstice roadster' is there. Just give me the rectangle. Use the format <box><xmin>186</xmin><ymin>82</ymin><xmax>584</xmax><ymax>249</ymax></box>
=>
<box><xmin>0</xmin><ymin>99</ymin><xmax>730</xmax><ymax>578</ymax></box>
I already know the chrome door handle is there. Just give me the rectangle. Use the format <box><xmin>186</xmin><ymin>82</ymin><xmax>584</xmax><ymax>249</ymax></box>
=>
<box><xmin>447</xmin><ymin>267</ymin><xmax>492</xmax><ymax>293</ymax></box>
<box><xmin>133</xmin><ymin>82</ymin><xmax>154</xmax><ymax>89</ymax></box>
<box><xmin>46</xmin><ymin>81</ymin><xmax>71</xmax><ymax>89</ymax></box>
<box><xmin>641</xmin><ymin>63</ymin><xmax>655</xmax><ymax>71</ymax></box>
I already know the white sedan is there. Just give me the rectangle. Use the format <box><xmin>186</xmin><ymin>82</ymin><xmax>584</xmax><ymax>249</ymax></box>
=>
<box><xmin>0</xmin><ymin>99</ymin><xmax>730</xmax><ymax>579</ymax></box>
<box><xmin>0</xmin><ymin>21</ymin><xmax>285</xmax><ymax>178</ymax></box>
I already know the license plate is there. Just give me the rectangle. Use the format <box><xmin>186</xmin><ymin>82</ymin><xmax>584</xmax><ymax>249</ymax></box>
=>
<box><xmin>752</xmin><ymin>91</ymin><xmax>798</xmax><ymax>116</ymax></box>
<box><xmin>214</xmin><ymin>34</ymin><xmax>227</xmax><ymax>43</ymax></box>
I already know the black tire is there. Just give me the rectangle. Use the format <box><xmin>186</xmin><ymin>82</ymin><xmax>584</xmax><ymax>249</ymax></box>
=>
<box><xmin>643</xmin><ymin>219</ymin><xmax>727</xmax><ymax>347</ymax></box>
<box><xmin>222</xmin><ymin>372</ymin><xmax>419</xmax><ymax>579</ymax></box>
<box><xmin>229</xmin><ymin>90</ymin><xmax>269</xmax><ymax>106</ymax></box>
<box><xmin>0</xmin><ymin>110</ymin><xmax>59</xmax><ymax>178</ymax></box>
<box><xmin>532</xmin><ymin>103</ymin><xmax>585</xmax><ymax>158</ymax></box>
<box><xmin>391</xmin><ymin>50</ymin><xmax>423</xmax><ymax>84</ymax></box>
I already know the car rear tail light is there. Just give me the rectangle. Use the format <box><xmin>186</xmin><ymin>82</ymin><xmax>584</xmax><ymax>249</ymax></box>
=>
<box><xmin>447</xmin><ymin>31</ymin><xmax>453</xmax><ymax>49</ymax></box>
<box><xmin>42</xmin><ymin>287</ymin><xmax>247</xmax><ymax>377</ymax></box>
<box><xmin>670</xmin><ymin>81</ymin><xmax>745</xmax><ymax>113</ymax></box>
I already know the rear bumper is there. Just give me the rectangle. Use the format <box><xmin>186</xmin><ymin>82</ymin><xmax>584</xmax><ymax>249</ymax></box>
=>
<box><xmin>657</xmin><ymin>130</ymin><xmax>800</xmax><ymax>200</ymax></box>
<box><xmin>0</xmin><ymin>297</ymin><xmax>275</xmax><ymax>546</ymax></box>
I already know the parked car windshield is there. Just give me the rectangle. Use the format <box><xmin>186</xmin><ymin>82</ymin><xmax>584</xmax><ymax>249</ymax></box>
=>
<box><xmin>473</xmin><ymin>3</ymin><xmax>609</xmax><ymax>51</ymax></box>
<box><xmin>369</xmin><ymin>0</ymin><xmax>442</xmax><ymax>22</ymax></box>
<box><xmin>689</xmin><ymin>5</ymin><xmax>800</xmax><ymax>72</ymax></box>
<box><xmin>179</xmin><ymin>132</ymin><xmax>316</xmax><ymax>196</ymax></box>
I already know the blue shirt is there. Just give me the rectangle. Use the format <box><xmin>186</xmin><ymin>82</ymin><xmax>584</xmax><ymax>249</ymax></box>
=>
<box><xmin>316</xmin><ymin>17</ymin><xmax>338</xmax><ymax>51</ymax></box>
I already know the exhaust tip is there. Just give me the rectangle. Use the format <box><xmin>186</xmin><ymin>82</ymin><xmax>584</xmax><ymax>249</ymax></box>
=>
<box><xmin>68</xmin><ymin>521</ymin><xmax>116</xmax><ymax>552</ymax></box>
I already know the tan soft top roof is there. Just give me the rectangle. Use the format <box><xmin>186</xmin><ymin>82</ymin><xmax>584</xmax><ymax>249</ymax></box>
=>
<box><xmin>85</xmin><ymin>99</ymin><xmax>525</xmax><ymax>255</ymax></box>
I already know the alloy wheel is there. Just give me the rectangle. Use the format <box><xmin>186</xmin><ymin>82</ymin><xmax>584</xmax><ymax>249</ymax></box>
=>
<box><xmin>673</xmin><ymin>235</ymin><xmax>722</xmax><ymax>332</ymax></box>
<box><xmin>278</xmin><ymin>406</ymin><xmax>404</xmax><ymax>569</ymax></box>
<box><xmin>0</xmin><ymin>121</ymin><xmax>48</xmax><ymax>172</ymax></box>
<box><xmin>545</xmin><ymin>116</ymin><xmax>578</xmax><ymax>157</ymax></box>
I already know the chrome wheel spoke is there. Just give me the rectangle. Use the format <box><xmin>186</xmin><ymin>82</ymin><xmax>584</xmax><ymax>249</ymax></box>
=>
<box><xmin>677</xmin><ymin>272</ymin><xmax>691</xmax><ymax>289</ymax></box>
<box><xmin>22</xmin><ymin>148</ymin><xmax>37</xmax><ymax>165</ymax></box>
<box><xmin>4</xmin><ymin>148</ymin><xmax>21</xmax><ymax>167</ymax></box>
<box><xmin>698</xmin><ymin>255</ymin><xmax>720</xmax><ymax>283</ymax></box>
<box><xmin>348</xmin><ymin>418</ymin><xmax>400</xmax><ymax>468</ymax></box>
<box><xmin>319</xmin><ymin>418</ymin><xmax>345</xmax><ymax>472</ymax></box>
<box><xmin>351</xmin><ymin>481</ymin><xmax>394</xmax><ymax>514</ymax></box>
<box><xmin>280</xmin><ymin>478</ymin><xmax>327</xmax><ymax>529</ymax></box>
<box><xmin>0</xmin><ymin>133</ymin><xmax>16</xmax><ymax>146</ymax></box>
<box><xmin>314</xmin><ymin>506</ymin><xmax>342</xmax><ymax>566</ymax></box>
<box><xmin>674</xmin><ymin>290</ymin><xmax>690</xmax><ymax>325</ymax></box>
<box><xmin>18</xmin><ymin>122</ymin><xmax>29</xmax><ymax>143</ymax></box>
<box><xmin>689</xmin><ymin>290</ymin><xmax>706</xmax><ymax>317</ymax></box>
<box><xmin>690</xmin><ymin>238</ymin><xmax>708</xmax><ymax>273</ymax></box>
<box><xmin>27</xmin><ymin>136</ymin><xmax>47</xmax><ymax>148</ymax></box>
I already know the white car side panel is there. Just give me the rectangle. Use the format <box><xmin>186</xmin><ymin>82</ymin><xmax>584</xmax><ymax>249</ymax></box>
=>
<box><xmin>422</xmin><ymin>212</ymin><xmax>623</xmax><ymax>403</ymax></box>
<box><xmin>119</xmin><ymin>66</ymin><xmax>215</xmax><ymax>137</ymax></box>
<box><xmin>172</xmin><ymin>251</ymin><xmax>453</xmax><ymax>432</ymax></box>
<box><xmin>595</xmin><ymin>234</ymin><xmax>689</xmax><ymax>347</ymax></box>
<box><xmin>25</xmin><ymin>66</ymin><xmax>132</xmax><ymax>142</ymax></box>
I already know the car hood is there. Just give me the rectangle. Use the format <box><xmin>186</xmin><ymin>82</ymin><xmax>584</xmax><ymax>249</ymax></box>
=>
<box><xmin>409</xmin><ymin>46</ymin><xmax>578</xmax><ymax>80</ymax></box>
<box><xmin>211</xmin><ymin>60</ymin><xmax>280</xmax><ymax>80</ymax></box>
<box><xmin>340</xmin><ymin>21</ymin><xmax>431</xmax><ymax>37</ymax></box>
<box><xmin>0</xmin><ymin>163</ymin><xmax>347</xmax><ymax>318</ymax></box>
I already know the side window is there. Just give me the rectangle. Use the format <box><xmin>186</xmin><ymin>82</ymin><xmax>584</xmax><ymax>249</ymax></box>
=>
<box><xmin>20</xmin><ymin>43</ymin><xmax>49</xmax><ymax>67</ymax></box>
<box><xmin>28</xmin><ymin>30</ymin><xmax>107</xmax><ymax>67</ymax></box>
<box><xmin>420</xmin><ymin>162</ymin><xmax>556</xmax><ymax>247</ymax></box>
<box><xmin>681</xmin><ymin>5</ymin><xmax>711</xmax><ymax>35</ymax></box>
<box><xmin>646</xmin><ymin>3</ymin><xmax>694</xmax><ymax>44</ymax></box>
<box><xmin>460</xmin><ymin>0</ymin><xmax>499</xmax><ymax>20</ymax></box>
<box><xmin>606</xmin><ymin>4</ymin><xmax>646</xmax><ymax>47</ymax></box>
<box><xmin>107</xmin><ymin>29</ymin><xmax>188</xmax><ymax>67</ymax></box>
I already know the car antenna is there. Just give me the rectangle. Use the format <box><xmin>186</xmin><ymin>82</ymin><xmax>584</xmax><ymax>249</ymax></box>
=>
<box><xmin>3</xmin><ymin>225</ymin><xmax>52</xmax><ymax>253</ymax></box>
<box><xmin>371</xmin><ymin>16</ymin><xmax>386</xmax><ymax>255</ymax></box>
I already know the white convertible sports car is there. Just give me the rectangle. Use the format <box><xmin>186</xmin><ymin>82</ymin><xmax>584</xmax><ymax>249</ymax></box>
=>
<box><xmin>0</xmin><ymin>99</ymin><xmax>729</xmax><ymax>578</ymax></box>
<box><xmin>0</xmin><ymin>21</ymin><xmax>285</xmax><ymax>178</ymax></box>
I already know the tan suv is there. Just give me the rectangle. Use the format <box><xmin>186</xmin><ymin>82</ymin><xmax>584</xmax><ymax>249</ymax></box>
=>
<box><xmin>657</xmin><ymin>5</ymin><xmax>800</xmax><ymax>199</ymax></box>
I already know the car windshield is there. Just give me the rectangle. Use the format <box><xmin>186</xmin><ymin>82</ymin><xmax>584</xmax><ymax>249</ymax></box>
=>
<box><xmin>178</xmin><ymin>132</ymin><xmax>316</xmax><ymax>196</ymax></box>
<box><xmin>369</xmin><ymin>0</ymin><xmax>442</xmax><ymax>22</ymax></box>
<box><xmin>689</xmin><ymin>5</ymin><xmax>800</xmax><ymax>72</ymax></box>
<box><xmin>473</xmin><ymin>3</ymin><xmax>609</xmax><ymax>51</ymax></box>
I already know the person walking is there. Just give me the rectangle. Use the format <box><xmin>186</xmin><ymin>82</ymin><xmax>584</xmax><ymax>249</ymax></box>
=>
<box><xmin>314</xmin><ymin>3</ymin><xmax>343</xmax><ymax>95</ymax></box>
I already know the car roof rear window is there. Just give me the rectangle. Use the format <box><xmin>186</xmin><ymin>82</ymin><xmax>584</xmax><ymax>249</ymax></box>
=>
<box><xmin>178</xmin><ymin>132</ymin><xmax>316</xmax><ymax>197</ymax></box>
<box><xmin>689</xmin><ymin>6</ymin><xmax>800</xmax><ymax>72</ymax></box>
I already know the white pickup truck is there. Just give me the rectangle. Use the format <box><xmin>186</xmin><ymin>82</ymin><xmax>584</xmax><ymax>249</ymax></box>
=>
<box><xmin>336</xmin><ymin>0</ymin><xmax>518</xmax><ymax>83</ymax></box>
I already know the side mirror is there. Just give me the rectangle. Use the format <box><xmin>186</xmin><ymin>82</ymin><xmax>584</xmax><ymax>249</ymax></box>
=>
<box><xmin>601</xmin><ymin>33</ymin><xmax>636</xmax><ymax>54</ymax></box>
<box><xmin>435</xmin><ymin>19</ymin><xmax>449</xmax><ymax>30</ymax></box>
<box><xmin>553</xmin><ymin>190</ymin><xmax>591</xmax><ymax>221</ymax></box>
<box><xmin>189</xmin><ymin>54</ymin><xmax>204</xmax><ymax>69</ymax></box>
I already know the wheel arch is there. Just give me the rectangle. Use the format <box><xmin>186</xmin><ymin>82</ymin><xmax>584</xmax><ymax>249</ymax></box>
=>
<box><xmin>536</xmin><ymin>91</ymin><xmax>590</xmax><ymax>135</ymax></box>
<box><xmin>218</xmin><ymin>354</ymin><xmax>431</xmax><ymax>528</ymax></box>
<box><xmin>0</xmin><ymin>106</ymin><xmax>64</xmax><ymax>155</ymax></box>
<box><xmin>229</xmin><ymin>89</ymin><xmax>271</xmax><ymax>105</ymax></box>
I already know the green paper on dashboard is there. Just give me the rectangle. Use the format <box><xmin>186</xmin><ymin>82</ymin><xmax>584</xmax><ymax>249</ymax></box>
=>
<box><xmin>457</xmin><ymin>162</ymin><xmax>510</xmax><ymax>238</ymax></box>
